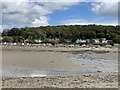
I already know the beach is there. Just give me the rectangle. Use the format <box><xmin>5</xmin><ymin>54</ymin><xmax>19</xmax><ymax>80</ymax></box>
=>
<box><xmin>1</xmin><ymin>46</ymin><xmax>119</xmax><ymax>88</ymax></box>
<box><xmin>2</xmin><ymin>75</ymin><xmax>118</xmax><ymax>88</ymax></box>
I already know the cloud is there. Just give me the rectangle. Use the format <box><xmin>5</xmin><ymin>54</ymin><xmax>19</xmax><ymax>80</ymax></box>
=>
<box><xmin>91</xmin><ymin>0</ymin><xmax>119</xmax><ymax>17</ymax></box>
<box><xmin>1</xmin><ymin>0</ymin><xmax>119</xmax><ymax>31</ymax></box>
<box><xmin>31</xmin><ymin>16</ymin><xmax>49</xmax><ymax>27</ymax></box>
<box><xmin>0</xmin><ymin>26</ymin><xmax>3</xmax><ymax>32</ymax></box>
<box><xmin>1</xmin><ymin>0</ymin><xmax>81</xmax><ymax>29</ymax></box>
<box><xmin>62</xmin><ymin>19</ymin><xmax>118</xmax><ymax>26</ymax></box>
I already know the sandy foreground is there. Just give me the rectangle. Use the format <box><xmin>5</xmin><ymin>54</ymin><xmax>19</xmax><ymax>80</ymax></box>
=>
<box><xmin>1</xmin><ymin>46</ymin><xmax>119</xmax><ymax>88</ymax></box>
<box><xmin>2</xmin><ymin>75</ymin><xmax>118</xmax><ymax>88</ymax></box>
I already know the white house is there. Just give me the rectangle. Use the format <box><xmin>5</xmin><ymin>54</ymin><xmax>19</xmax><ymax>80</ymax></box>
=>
<box><xmin>76</xmin><ymin>39</ymin><xmax>86</xmax><ymax>43</ymax></box>
<box><xmin>81</xmin><ymin>44</ymin><xmax>86</xmax><ymax>47</ymax></box>
<box><xmin>35</xmin><ymin>39</ymin><xmax>42</xmax><ymax>43</ymax></box>
<box><xmin>102</xmin><ymin>40</ymin><xmax>108</xmax><ymax>44</ymax></box>
<box><xmin>101</xmin><ymin>38</ymin><xmax>108</xmax><ymax>44</ymax></box>
<box><xmin>75</xmin><ymin>39</ymin><xmax>80</xmax><ymax>43</ymax></box>
<box><xmin>93</xmin><ymin>39</ymin><xmax>100</xmax><ymax>43</ymax></box>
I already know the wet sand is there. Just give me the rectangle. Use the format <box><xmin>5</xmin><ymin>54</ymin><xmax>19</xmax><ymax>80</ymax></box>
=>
<box><xmin>2</xmin><ymin>47</ymin><xmax>81</xmax><ymax>72</ymax></box>
<box><xmin>1</xmin><ymin>46</ymin><xmax>119</xmax><ymax>88</ymax></box>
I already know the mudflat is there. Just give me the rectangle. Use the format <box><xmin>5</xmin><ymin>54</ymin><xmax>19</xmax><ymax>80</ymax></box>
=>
<box><xmin>2</xmin><ymin>46</ymin><xmax>80</xmax><ymax>71</ymax></box>
<box><xmin>1</xmin><ymin>46</ymin><xmax>119</xmax><ymax>88</ymax></box>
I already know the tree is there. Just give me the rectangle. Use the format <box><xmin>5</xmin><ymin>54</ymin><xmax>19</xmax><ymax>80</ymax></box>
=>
<box><xmin>1</xmin><ymin>25</ymin><xmax>120</xmax><ymax>44</ymax></box>
<box><xmin>2</xmin><ymin>36</ymin><xmax>13</xmax><ymax>43</ymax></box>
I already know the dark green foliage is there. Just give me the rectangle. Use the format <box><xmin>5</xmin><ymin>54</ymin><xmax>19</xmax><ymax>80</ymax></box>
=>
<box><xmin>2</xmin><ymin>36</ymin><xmax>13</xmax><ymax>43</ymax></box>
<box><xmin>2</xmin><ymin>25</ymin><xmax>120</xmax><ymax>44</ymax></box>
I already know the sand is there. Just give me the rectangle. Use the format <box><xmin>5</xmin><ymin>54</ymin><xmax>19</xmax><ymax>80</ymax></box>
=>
<box><xmin>1</xmin><ymin>46</ymin><xmax>119</xmax><ymax>88</ymax></box>
<box><xmin>2</xmin><ymin>47</ymin><xmax>81</xmax><ymax>71</ymax></box>
<box><xmin>2</xmin><ymin>75</ymin><xmax>118</xmax><ymax>88</ymax></box>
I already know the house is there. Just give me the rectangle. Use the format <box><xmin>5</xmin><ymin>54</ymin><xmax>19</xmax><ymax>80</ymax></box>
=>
<box><xmin>93</xmin><ymin>39</ymin><xmax>100</xmax><ymax>43</ymax></box>
<box><xmin>75</xmin><ymin>39</ymin><xmax>86</xmax><ymax>43</ymax></box>
<box><xmin>55</xmin><ymin>44</ymin><xmax>64</xmax><ymax>47</ymax></box>
<box><xmin>46</xmin><ymin>43</ymin><xmax>52</xmax><ymax>46</ymax></box>
<box><xmin>35</xmin><ymin>39</ymin><xmax>42</xmax><ymax>43</ymax></box>
<box><xmin>76</xmin><ymin>39</ymin><xmax>80</xmax><ymax>43</ymax></box>
<box><xmin>101</xmin><ymin>38</ymin><xmax>108</xmax><ymax>44</ymax></box>
<box><xmin>102</xmin><ymin>40</ymin><xmax>108</xmax><ymax>43</ymax></box>
<box><xmin>48</xmin><ymin>38</ymin><xmax>60</xmax><ymax>43</ymax></box>
<box><xmin>68</xmin><ymin>44</ymin><xmax>74</xmax><ymax>47</ymax></box>
<box><xmin>81</xmin><ymin>44</ymin><xmax>86</xmax><ymax>47</ymax></box>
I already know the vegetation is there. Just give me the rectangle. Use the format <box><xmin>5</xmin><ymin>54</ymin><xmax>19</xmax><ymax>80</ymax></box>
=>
<box><xmin>1</xmin><ymin>25</ymin><xmax>120</xmax><ymax>44</ymax></box>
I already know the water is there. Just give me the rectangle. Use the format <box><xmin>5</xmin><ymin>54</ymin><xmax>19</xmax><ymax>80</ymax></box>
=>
<box><xmin>2</xmin><ymin>69</ymin><xmax>93</xmax><ymax>77</ymax></box>
<box><xmin>71</xmin><ymin>54</ymin><xmax>118</xmax><ymax>74</ymax></box>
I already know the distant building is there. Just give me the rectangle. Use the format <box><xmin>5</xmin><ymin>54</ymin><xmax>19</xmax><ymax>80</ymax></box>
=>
<box><xmin>101</xmin><ymin>38</ymin><xmax>108</xmax><ymax>44</ymax></box>
<box><xmin>75</xmin><ymin>39</ymin><xmax>86</xmax><ymax>43</ymax></box>
<box><xmin>48</xmin><ymin>38</ymin><xmax>60</xmax><ymax>43</ymax></box>
<box><xmin>93</xmin><ymin>39</ymin><xmax>100</xmax><ymax>43</ymax></box>
<box><xmin>102</xmin><ymin>40</ymin><xmax>108</xmax><ymax>44</ymax></box>
<box><xmin>35</xmin><ymin>39</ymin><xmax>42</xmax><ymax>43</ymax></box>
<box><xmin>81</xmin><ymin>44</ymin><xmax>86</xmax><ymax>47</ymax></box>
<box><xmin>68</xmin><ymin>44</ymin><xmax>74</xmax><ymax>47</ymax></box>
<box><xmin>46</xmin><ymin>43</ymin><xmax>52</xmax><ymax>46</ymax></box>
<box><xmin>76</xmin><ymin>39</ymin><xmax>80</xmax><ymax>43</ymax></box>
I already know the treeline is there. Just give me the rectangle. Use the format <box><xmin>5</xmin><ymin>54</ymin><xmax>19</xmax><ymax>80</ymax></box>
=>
<box><xmin>1</xmin><ymin>25</ymin><xmax>120</xmax><ymax>44</ymax></box>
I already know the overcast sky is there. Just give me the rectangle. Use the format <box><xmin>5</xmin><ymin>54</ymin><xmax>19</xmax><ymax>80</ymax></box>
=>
<box><xmin>0</xmin><ymin>0</ymin><xmax>119</xmax><ymax>32</ymax></box>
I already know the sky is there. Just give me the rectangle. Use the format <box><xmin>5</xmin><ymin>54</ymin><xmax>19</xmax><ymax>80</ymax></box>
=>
<box><xmin>0</xmin><ymin>0</ymin><xmax>119</xmax><ymax>32</ymax></box>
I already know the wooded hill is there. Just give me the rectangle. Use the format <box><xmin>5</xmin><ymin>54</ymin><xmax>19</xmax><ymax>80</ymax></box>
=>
<box><xmin>1</xmin><ymin>25</ymin><xmax>120</xmax><ymax>44</ymax></box>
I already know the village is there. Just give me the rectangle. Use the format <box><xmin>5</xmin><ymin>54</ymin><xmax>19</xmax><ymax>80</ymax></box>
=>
<box><xmin>0</xmin><ymin>36</ymin><xmax>118</xmax><ymax>49</ymax></box>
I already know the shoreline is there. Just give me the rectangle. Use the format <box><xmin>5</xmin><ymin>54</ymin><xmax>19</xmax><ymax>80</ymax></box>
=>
<box><xmin>1</xmin><ymin>45</ymin><xmax>118</xmax><ymax>53</ymax></box>
<box><xmin>2</xmin><ymin>46</ymin><xmax>119</xmax><ymax>88</ymax></box>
